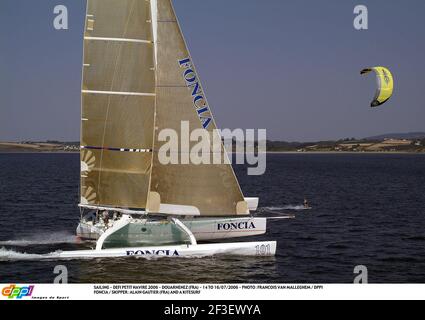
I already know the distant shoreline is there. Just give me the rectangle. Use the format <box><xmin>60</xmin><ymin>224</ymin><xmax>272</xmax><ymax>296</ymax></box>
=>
<box><xmin>1</xmin><ymin>135</ymin><xmax>424</xmax><ymax>154</ymax></box>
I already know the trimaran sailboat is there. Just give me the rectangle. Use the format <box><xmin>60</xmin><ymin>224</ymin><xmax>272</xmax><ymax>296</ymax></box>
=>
<box><xmin>58</xmin><ymin>0</ymin><xmax>277</xmax><ymax>258</ymax></box>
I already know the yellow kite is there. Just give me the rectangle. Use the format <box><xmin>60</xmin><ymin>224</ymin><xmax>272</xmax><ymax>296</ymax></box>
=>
<box><xmin>360</xmin><ymin>67</ymin><xmax>394</xmax><ymax>107</ymax></box>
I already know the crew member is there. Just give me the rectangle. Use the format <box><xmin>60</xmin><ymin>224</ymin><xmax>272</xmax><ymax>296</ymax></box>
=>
<box><xmin>102</xmin><ymin>210</ymin><xmax>109</xmax><ymax>226</ymax></box>
<box><xmin>304</xmin><ymin>198</ymin><xmax>310</xmax><ymax>209</ymax></box>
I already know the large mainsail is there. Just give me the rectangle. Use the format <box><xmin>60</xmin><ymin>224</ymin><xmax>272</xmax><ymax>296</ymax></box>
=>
<box><xmin>80</xmin><ymin>0</ymin><xmax>155</xmax><ymax>209</ymax></box>
<box><xmin>149</xmin><ymin>0</ymin><xmax>248</xmax><ymax>216</ymax></box>
<box><xmin>80</xmin><ymin>0</ymin><xmax>248</xmax><ymax>216</ymax></box>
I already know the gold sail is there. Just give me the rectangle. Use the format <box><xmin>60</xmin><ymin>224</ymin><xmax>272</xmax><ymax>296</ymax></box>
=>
<box><xmin>149</xmin><ymin>0</ymin><xmax>248</xmax><ymax>216</ymax></box>
<box><xmin>81</xmin><ymin>0</ymin><xmax>156</xmax><ymax>209</ymax></box>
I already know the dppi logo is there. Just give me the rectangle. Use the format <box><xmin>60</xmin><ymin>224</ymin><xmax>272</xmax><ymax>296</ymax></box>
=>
<box><xmin>218</xmin><ymin>221</ymin><xmax>256</xmax><ymax>231</ymax></box>
<box><xmin>2</xmin><ymin>285</ymin><xmax>34</xmax><ymax>299</ymax></box>
<box><xmin>179</xmin><ymin>58</ymin><xmax>212</xmax><ymax>129</ymax></box>
<box><xmin>126</xmin><ymin>249</ymin><xmax>179</xmax><ymax>257</ymax></box>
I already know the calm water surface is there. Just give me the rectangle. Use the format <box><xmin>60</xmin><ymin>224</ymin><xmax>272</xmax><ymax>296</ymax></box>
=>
<box><xmin>0</xmin><ymin>153</ymin><xmax>424</xmax><ymax>283</ymax></box>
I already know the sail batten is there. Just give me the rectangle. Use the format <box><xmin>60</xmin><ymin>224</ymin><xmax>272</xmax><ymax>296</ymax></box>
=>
<box><xmin>82</xmin><ymin>90</ymin><xmax>156</xmax><ymax>96</ymax></box>
<box><xmin>84</xmin><ymin>36</ymin><xmax>153</xmax><ymax>44</ymax></box>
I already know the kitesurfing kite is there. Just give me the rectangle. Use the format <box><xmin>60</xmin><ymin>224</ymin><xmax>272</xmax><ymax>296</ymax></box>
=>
<box><xmin>360</xmin><ymin>66</ymin><xmax>394</xmax><ymax>107</ymax></box>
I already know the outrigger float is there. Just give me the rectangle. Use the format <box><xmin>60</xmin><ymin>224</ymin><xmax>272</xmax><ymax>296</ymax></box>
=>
<box><xmin>64</xmin><ymin>216</ymin><xmax>276</xmax><ymax>258</ymax></box>
<box><xmin>55</xmin><ymin>0</ymin><xmax>280</xmax><ymax>259</ymax></box>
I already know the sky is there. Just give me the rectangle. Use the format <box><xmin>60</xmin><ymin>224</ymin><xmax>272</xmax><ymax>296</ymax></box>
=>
<box><xmin>0</xmin><ymin>0</ymin><xmax>424</xmax><ymax>142</ymax></box>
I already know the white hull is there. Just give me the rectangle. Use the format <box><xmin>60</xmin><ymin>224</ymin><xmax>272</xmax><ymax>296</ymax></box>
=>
<box><xmin>57</xmin><ymin>241</ymin><xmax>277</xmax><ymax>259</ymax></box>
<box><xmin>191</xmin><ymin>217</ymin><xmax>266</xmax><ymax>241</ymax></box>
<box><xmin>77</xmin><ymin>217</ymin><xmax>267</xmax><ymax>242</ymax></box>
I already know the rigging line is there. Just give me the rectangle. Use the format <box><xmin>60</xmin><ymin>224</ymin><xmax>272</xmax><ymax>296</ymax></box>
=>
<box><xmin>97</xmin><ymin>0</ymin><xmax>137</xmax><ymax>197</ymax></box>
